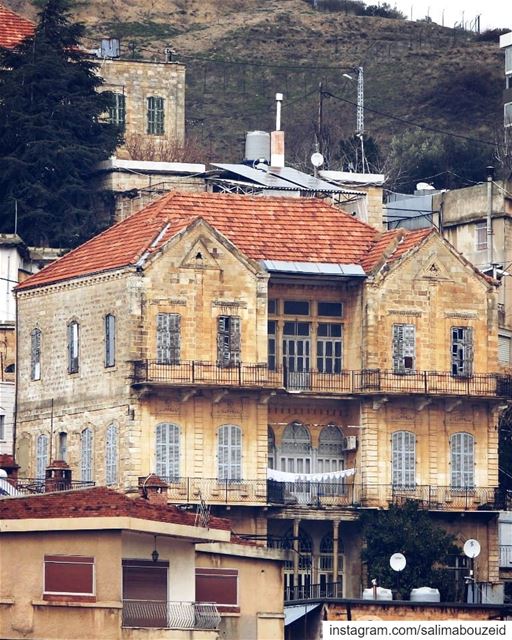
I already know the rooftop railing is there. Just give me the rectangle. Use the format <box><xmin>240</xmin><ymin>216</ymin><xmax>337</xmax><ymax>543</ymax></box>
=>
<box><xmin>122</xmin><ymin>600</ymin><xmax>220</xmax><ymax>630</ymax></box>
<box><xmin>285</xmin><ymin>581</ymin><xmax>342</xmax><ymax>602</ymax></box>
<box><xmin>131</xmin><ymin>360</ymin><xmax>512</xmax><ymax>399</ymax></box>
<box><xmin>5</xmin><ymin>478</ymin><xmax>95</xmax><ymax>496</ymax></box>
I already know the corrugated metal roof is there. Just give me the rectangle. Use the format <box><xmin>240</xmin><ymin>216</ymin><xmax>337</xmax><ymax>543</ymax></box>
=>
<box><xmin>261</xmin><ymin>259</ymin><xmax>366</xmax><ymax>277</ymax></box>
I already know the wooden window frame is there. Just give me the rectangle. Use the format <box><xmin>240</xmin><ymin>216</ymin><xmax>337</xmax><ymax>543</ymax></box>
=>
<box><xmin>43</xmin><ymin>555</ymin><xmax>95</xmax><ymax>598</ymax></box>
<box><xmin>147</xmin><ymin>96</ymin><xmax>165</xmax><ymax>135</ymax></box>
<box><xmin>195</xmin><ymin>567</ymin><xmax>239</xmax><ymax>608</ymax></box>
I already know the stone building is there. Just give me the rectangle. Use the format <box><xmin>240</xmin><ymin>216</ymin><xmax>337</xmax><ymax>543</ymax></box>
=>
<box><xmin>14</xmin><ymin>191</ymin><xmax>512</xmax><ymax>602</ymax></box>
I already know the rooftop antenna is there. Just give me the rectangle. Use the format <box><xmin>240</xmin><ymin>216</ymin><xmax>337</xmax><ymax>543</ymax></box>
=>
<box><xmin>356</xmin><ymin>66</ymin><xmax>366</xmax><ymax>174</ymax></box>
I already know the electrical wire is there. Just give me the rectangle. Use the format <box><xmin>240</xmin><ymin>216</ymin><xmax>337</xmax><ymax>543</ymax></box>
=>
<box><xmin>323</xmin><ymin>90</ymin><xmax>496</xmax><ymax>147</ymax></box>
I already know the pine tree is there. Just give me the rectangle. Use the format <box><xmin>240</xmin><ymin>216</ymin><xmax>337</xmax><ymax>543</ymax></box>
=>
<box><xmin>0</xmin><ymin>0</ymin><xmax>121</xmax><ymax>247</ymax></box>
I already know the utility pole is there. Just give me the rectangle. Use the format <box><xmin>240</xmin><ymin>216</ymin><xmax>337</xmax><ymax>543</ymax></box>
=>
<box><xmin>317</xmin><ymin>81</ymin><xmax>324</xmax><ymax>155</ymax></box>
<box><xmin>486</xmin><ymin>165</ymin><xmax>495</xmax><ymax>276</ymax></box>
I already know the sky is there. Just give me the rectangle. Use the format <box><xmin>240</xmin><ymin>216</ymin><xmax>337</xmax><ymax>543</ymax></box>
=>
<box><xmin>390</xmin><ymin>1</ymin><xmax>512</xmax><ymax>31</ymax></box>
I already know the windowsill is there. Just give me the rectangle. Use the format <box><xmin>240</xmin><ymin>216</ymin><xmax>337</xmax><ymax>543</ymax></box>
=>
<box><xmin>33</xmin><ymin>599</ymin><xmax>122</xmax><ymax>609</ymax></box>
<box><xmin>217</xmin><ymin>607</ymin><xmax>240</xmax><ymax>615</ymax></box>
<box><xmin>43</xmin><ymin>594</ymin><xmax>96</xmax><ymax>603</ymax></box>
<box><xmin>0</xmin><ymin>598</ymin><xmax>14</xmax><ymax>605</ymax></box>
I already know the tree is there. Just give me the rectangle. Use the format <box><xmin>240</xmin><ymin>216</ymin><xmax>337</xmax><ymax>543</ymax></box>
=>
<box><xmin>359</xmin><ymin>501</ymin><xmax>460</xmax><ymax>600</ymax></box>
<box><xmin>0</xmin><ymin>0</ymin><xmax>121</xmax><ymax>247</ymax></box>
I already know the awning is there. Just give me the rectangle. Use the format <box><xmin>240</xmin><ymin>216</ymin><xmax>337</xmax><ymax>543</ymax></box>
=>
<box><xmin>284</xmin><ymin>603</ymin><xmax>321</xmax><ymax>626</ymax></box>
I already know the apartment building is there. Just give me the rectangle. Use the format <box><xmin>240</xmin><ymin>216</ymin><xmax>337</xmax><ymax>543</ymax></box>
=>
<box><xmin>14</xmin><ymin>191</ymin><xmax>512</xmax><ymax>600</ymax></box>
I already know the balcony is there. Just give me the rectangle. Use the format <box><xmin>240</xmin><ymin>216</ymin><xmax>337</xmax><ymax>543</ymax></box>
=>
<box><xmin>285</xmin><ymin>581</ymin><xmax>342</xmax><ymax>602</ymax></box>
<box><xmin>142</xmin><ymin>477</ymin><xmax>509</xmax><ymax>511</ymax></box>
<box><xmin>122</xmin><ymin>600</ymin><xmax>220</xmax><ymax>630</ymax></box>
<box><xmin>131</xmin><ymin>361</ymin><xmax>512</xmax><ymax>399</ymax></box>
<box><xmin>2</xmin><ymin>478</ymin><xmax>95</xmax><ymax>496</ymax></box>
<box><xmin>500</xmin><ymin>545</ymin><xmax>512</xmax><ymax>568</ymax></box>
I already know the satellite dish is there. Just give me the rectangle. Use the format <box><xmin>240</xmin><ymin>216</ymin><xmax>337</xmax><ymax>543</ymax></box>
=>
<box><xmin>390</xmin><ymin>553</ymin><xmax>406</xmax><ymax>572</ymax></box>
<box><xmin>311</xmin><ymin>152</ymin><xmax>324</xmax><ymax>168</ymax></box>
<box><xmin>463</xmin><ymin>539</ymin><xmax>481</xmax><ymax>559</ymax></box>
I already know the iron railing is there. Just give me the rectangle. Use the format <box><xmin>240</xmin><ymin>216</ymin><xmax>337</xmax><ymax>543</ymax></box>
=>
<box><xmin>500</xmin><ymin>545</ymin><xmax>512</xmax><ymax>568</ymax></box>
<box><xmin>140</xmin><ymin>477</ymin><xmax>507</xmax><ymax>511</ymax></box>
<box><xmin>122</xmin><ymin>600</ymin><xmax>220</xmax><ymax>629</ymax></box>
<box><xmin>131</xmin><ymin>360</ymin><xmax>512</xmax><ymax>398</ymax></box>
<box><xmin>142</xmin><ymin>476</ymin><xmax>268</xmax><ymax>505</ymax></box>
<box><xmin>9</xmin><ymin>478</ymin><xmax>95</xmax><ymax>495</ymax></box>
<box><xmin>285</xmin><ymin>581</ymin><xmax>342</xmax><ymax>602</ymax></box>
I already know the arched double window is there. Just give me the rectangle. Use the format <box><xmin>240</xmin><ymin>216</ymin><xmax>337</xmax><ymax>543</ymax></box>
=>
<box><xmin>218</xmin><ymin>425</ymin><xmax>242</xmax><ymax>480</ymax></box>
<box><xmin>80</xmin><ymin>428</ymin><xmax>93</xmax><ymax>482</ymax></box>
<box><xmin>392</xmin><ymin>431</ymin><xmax>416</xmax><ymax>489</ymax></box>
<box><xmin>450</xmin><ymin>432</ymin><xmax>475</xmax><ymax>489</ymax></box>
<box><xmin>280</xmin><ymin>421</ymin><xmax>312</xmax><ymax>474</ymax></box>
<box><xmin>36</xmin><ymin>433</ymin><xmax>49</xmax><ymax>480</ymax></box>
<box><xmin>155</xmin><ymin>423</ymin><xmax>180</xmax><ymax>480</ymax></box>
<box><xmin>317</xmin><ymin>425</ymin><xmax>344</xmax><ymax>473</ymax></box>
<box><xmin>105</xmin><ymin>424</ymin><xmax>118</xmax><ymax>485</ymax></box>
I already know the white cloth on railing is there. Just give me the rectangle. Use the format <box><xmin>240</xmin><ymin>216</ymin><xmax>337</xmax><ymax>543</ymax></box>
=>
<box><xmin>267</xmin><ymin>468</ymin><xmax>356</xmax><ymax>482</ymax></box>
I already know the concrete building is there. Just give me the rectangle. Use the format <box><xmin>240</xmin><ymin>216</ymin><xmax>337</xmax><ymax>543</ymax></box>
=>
<box><xmin>500</xmin><ymin>31</ymin><xmax>512</xmax><ymax>129</ymax></box>
<box><xmin>0</xmin><ymin>484</ymin><xmax>286</xmax><ymax>639</ymax></box>
<box><xmin>13</xmin><ymin>191</ymin><xmax>512</xmax><ymax>608</ymax></box>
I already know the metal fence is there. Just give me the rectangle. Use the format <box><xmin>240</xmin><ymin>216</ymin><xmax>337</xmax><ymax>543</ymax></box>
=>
<box><xmin>149</xmin><ymin>477</ymin><xmax>268</xmax><ymax>505</ymax></box>
<box><xmin>122</xmin><ymin>600</ymin><xmax>220</xmax><ymax>629</ymax></box>
<box><xmin>9</xmin><ymin>478</ymin><xmax>95</xmax><ymax>495</ymax></box>
<box><xmin>285</xmin><ymin>581</ymin><xmax>342</xmax><ymax>602</ymax></box>
<box><xmin>132</xmin><ymin>360</ymin><xmax>512</xmax><ymax>398</ymax></box>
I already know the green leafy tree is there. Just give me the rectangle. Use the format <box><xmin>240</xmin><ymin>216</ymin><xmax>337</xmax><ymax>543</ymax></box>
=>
<box><xmin>360</xmin><ymin>501</ymin><xmax>460</xmax><ymax>600</ymax></box>
<box><xmin>0</xmin><ymin>0</ymin><xmax>121</xmax><ymax>247</ymax></box>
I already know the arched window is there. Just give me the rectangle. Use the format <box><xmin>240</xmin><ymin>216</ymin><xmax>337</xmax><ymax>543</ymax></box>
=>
<box><xmin>450</xmin><ymin>432</ymin><xmax>475</xmax><ymax>488</ymax></box>
<box><xmin>58</xmin><ymin>432</ymin><xmax>67</xmax><ymax>461</ymax></box>
<box><xmin>80</xmin><ymin>428</ymin><xmax>93</xmax><ymax>482</ymax></box>
<box><xmin>392</xmin><ymin>431</ymin><xmax>416</xmax><ymax>489</ymax></box>
<box><xmin>105</xmin><ymin>424</ymin><xmax>118</xmax><ymax>485</ymax></box>
<box><xmin>67</xmin><ymin>320</ymin><xmax>79</xmax><ymax>374</ymax></box>
<box><xmin>280</xmin><ymin>421</ymin><xmax>311</xmax><ymax>474</ymax></box>
<box><xmin>318</xmin><ymin>425</ymin><xmax>344</xmax><ymax>473</ymax></box>
<box><xmin>155</xmin><ymin>423</ymin><xmax>180</xmax><ymax>479</ymax></box>
<box><xmin>36</xmin><ymin>433</ymin><xmax>49</xmax><ymax>480</ymax></box>
<box><xmin>268</xmin><ymin>426</ymin><xmax>276</xmax><ymax>469</ymax></box>
<box><xmin>31</xmin><ymin>328</ymin><xmax>41</xmax><ymax>380</ymax></box>
<box><xmin>218</xmin><ymin>425</ymin><xmax>242</xmax><ymax>480</ymax></box>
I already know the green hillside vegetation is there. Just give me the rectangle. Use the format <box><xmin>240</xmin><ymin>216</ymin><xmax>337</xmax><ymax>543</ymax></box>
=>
<box><xmin>5</xmin><ymin>0</ymin><xmax>510</xmax><ymax>189</ymax></box>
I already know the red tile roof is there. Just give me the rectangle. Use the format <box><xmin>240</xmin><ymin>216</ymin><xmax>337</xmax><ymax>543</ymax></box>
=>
<box><xmin>0</xmin><ymin>486</ymin><xmax>231</xmax><ymax>531</ymax></box>
<box><xmin>0</xmin><ymin>4</ymin><xmax>34</xmax><ymax>49</ymax></box>
<box><xmin>17</xmin><ymin>191</ymin><xmax>437</xmax><ymax>291</ymax></box>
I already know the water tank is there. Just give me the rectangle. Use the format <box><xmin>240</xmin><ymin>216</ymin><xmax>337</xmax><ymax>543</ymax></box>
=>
<box><xmin>244</xmin><ymin>131</ymin><xmax>270</xmax><ymax>164</ymax></box>
<box><xmin>410</xmin><ymin>587</ymin><xmax>440</xmax><ymax>603</ymax></box>
<box><xmin>362</xmin><ymin>587</ymin><xmax>393</xmax><ymax>600</ymax></box>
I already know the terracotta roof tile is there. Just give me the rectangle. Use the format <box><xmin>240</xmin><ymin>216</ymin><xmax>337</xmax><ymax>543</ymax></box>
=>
<box><xmin>0</xmin><ymin>4</ymin><xmax>34</xmax><ymax>49</ymax></box>
<box><xmin>0</xmin><ymin>486</ymin><xmax>231</xmax><ymax>531</ymax></box>
<box><xmin>17</xmin><ymin>192</ymin><xmax>438</xmax><ymax>291</ymax></box>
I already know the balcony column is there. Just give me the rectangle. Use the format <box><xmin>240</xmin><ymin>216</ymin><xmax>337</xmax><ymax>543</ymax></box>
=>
<box><xmin>293</xmin><ymin>518</ymin><xmax>300</xmax><ymax>584</ymax></box>
<box><xmin>332</xmin><ymin>519</ymin><xmax>341</xmax><ymax>592</ymax></box>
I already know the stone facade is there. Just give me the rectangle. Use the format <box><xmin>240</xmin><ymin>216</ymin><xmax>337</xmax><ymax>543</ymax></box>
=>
<box><xmin>98</xmin><ymin>59</ymin><xmax>185</xmax><ymax>153</ymax></box>
<box><xmin>15</xmin><ymin>210</ymin><xmax>507</xmax><ymax>601</ymax></box>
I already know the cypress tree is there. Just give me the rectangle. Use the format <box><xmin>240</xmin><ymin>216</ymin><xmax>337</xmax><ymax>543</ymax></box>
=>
<box><xmin>0</xmin><ymin>0</ymin><xmax>121</xmax><ymax>247</ymax></box>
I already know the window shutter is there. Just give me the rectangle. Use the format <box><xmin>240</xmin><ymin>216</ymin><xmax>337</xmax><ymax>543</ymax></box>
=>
<box><xmin>157</xmin><ymin>313</ymin><xmax>180</xmax><ymax>364</ymax></box>
<box><xmin>155</xmin><ymin>423</ymin><xmax>180</xmax><ymax>479</ymax></box>
<box><xmin>218</xmin><ymin>425</ymin><xmax>242</xmax><ymax>480</ymax></box>
<box><xmin>105</xmin><ymin>424</ymin><xmax>118</xmax><ymax>485</ymax></box>
<box><xmin>464</xmin><ymin>328</ymin><xmax>473</xmax><ymax>375</ymax></box>
<box><xmin>80</xmin><ymin>428</ymin><xmax>93</xmax><ymax>482</ymax></box>
<box><xmin>36</xmin><ymin>434</ymin><xmax>48</xmax><ymax>480</ymax></box>
<box><xmin>31</xmin><ymin>329</ymin><xmax>41</xmax><ymax>380</ymax></box>
<box><xmin>392</xmin><ymin>324</ymin><xmax>415</xmax><ymax>372</ymax></box>
<box><xmin>451</xmin><ymin>432</ymin><xmax>474</xmax><ymax>488</ymax></box>
<box><xmin>392</xmin><ymin>431</ymin><xmax>415</xmax><ymax>488</ymax></box>
<box><xmin>217</xmin><ymin>317</ymin><xmax>230</xmax><ymax>366</ymax></box>
<box><xmin>499</xmin><ymin>335</ymin><xmax>512</xmax><ymax>364</ymax></box>
<box><xmin>229</xmin><ymin>317</ymin><xmax>241</xmax><ymax>365</ymax></box>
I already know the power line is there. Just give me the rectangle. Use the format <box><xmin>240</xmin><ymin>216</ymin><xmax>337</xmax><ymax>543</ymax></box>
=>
<box><xmin>323</xmin><ymin>90</ymin><xmax>496</xmax><ymax>147</ymax></box>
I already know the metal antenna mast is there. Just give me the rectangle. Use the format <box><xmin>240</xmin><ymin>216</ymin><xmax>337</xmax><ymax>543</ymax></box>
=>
<box><xmin>356</xmin><ymin>66</ymin><xmax>367</xmax><ymax>173</ymax></box>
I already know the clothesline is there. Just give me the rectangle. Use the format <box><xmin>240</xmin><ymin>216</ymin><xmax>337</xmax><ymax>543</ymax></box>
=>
<box><xmin>267</xmin><ymin>467</ymin><xmax>356</xmax><ymax>483</ymax></box>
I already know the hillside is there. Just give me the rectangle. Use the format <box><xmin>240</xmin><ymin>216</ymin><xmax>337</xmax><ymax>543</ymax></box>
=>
<box><xmin>4</xmin><ymin>0</ymin><xmax>507</xmax><ymax>183</ymax></box>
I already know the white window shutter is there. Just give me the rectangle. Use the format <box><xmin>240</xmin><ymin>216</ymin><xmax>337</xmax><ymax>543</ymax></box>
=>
<box><xmin>80</xmin><ymin>428</ymin><xmax>93</xmax><ymax>482</ymax></box>
<box><xmin>36</xmin><ymin>434</ymin><xmax>49</xmax><ymax>480</ymax></box>
<box><xmin>155</xmin><ymin>423</ymin><xmax>180</xmax><ymax>479</ymax></box>
<box><xmin>451</xmin><ymin>432</ymin><xmax>474</xmax><ymax>488</ymax></box>
<box><xmin>218</xmin><ymin>425</ymin><xmax>242</xmax><ymax>480</ymax></box>
<box><xmin>105</xmin><ymin>424</ymin><xmax>118</xmax><ymax>485</ymax></box>
<box><xmin>392</xmin><ymin>431</ymin><xmax>415</xmax><ymax>488</ymax></box>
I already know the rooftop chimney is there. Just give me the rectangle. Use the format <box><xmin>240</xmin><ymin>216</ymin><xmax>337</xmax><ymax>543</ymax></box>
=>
<box><xmin>45</xmin><ymin>460</ymin><xmax>72</xmax><ymax>492</ymax></box>
<box><xmin>270</xmin><ymin>93</ymin><xmax>285</xmax><ymax>168</ymax></box>
<box><xmin>139</xmin><ymin>474</ymin><xmax>169</xmax><ymax>506</ymax></box>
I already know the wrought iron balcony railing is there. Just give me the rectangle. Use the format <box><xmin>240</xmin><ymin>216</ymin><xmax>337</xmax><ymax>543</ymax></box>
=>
<box><xmin>6</xmin><ymin>478</ymin><xmax>95</xmax><ymax>496</ymax></box>
<box><xmin>142</xmin><ymin>477</ymin><xmax>509</xmax><ymax>511</ymax></box>
<box><xmin>285</xmin><ymin>581</ymin><xmax>342</xmax><ymax>602</ymax></box>
<box><xmin>122</xmin><ymin>600</ymin><xmax>220</xmax><ymax>630</ymax></box>
<box><xmin>500</xmin><ymin>544</ymin><xmax>512</xmax><ymax>568</ymax></box>
<box><xmin>131</xmin><ymin>360</ymin><xmax>512</xmax><ymax>398</ymax></box>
